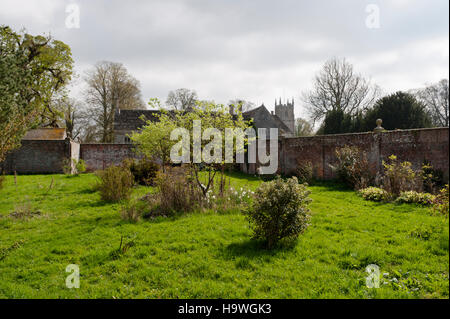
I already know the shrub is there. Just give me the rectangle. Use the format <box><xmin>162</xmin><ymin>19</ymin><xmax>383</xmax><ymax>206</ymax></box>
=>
<box><xmin>295</xmin><ymin>160</ymin><xmax>313</xmax><ymax>184</ymax></box>
<box><xmin>155</xmin><ymin>167</ymin><xmax>203</xmax><ymax>215</ymax></box>
<box><xmin>433</xmin><ymin>185</ymin><xmax>449</xmax><ymax>216</ymax></box>
<box><xmin>120</xmin><ymin>199</ymin><xmax>150</xmax><ymax>222</ymax></box>
<box><xmin>62</xmin><ymin>158</ymin><xmax>87</xmax><ymax>176</ymax></box>
<box><xmin>395</xmin><ymin>191</ymin><xmax>436</xmax><ymax>206</ymax></box>
<box><xmin>245</xmin><ymin>176</ymin><xmax>312</xmax><ymax>249</ymax></box>
<box><xmin>358</xmin><ymin>187</ymin><xmax>388</xmax><ymax>202</ymax></box>
<box><xmin>75</xmin><ymin>159</ymin><xmax>86</xmax><ymax>175</ymax></box>
<box><xmin>62</xmin><ymin>158</ymin><xmax>72</xmax><ymax>175</ymax></box>
<box><xmin>331</xmin><ymin>146</ymin><xmax>375</xmax><ymax>190</ymax></box>
<box><xmin>382</xmin><ymin>155</ymin><xmax>417</xmax><ymax>197</ymax></box>
<box><xmin>95</xmin><ymin>166</ymin><xmax>134</xmax><ymax>202</ymax></box>
<box><xmin>421</xmin><ymin>161</ymin><xmax>444</xmax><ymax>194</ymax></box>
<box><xmin>124</xmin><ymin>158</ymin><xmax>159</xmax><ymax>186</ymax></box>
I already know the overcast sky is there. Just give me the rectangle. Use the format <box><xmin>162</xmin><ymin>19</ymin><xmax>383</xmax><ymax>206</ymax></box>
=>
<box><xmin>1</xmin><ymin>0</ymin><xmax>448</xmax><ymax>118</ymax></box>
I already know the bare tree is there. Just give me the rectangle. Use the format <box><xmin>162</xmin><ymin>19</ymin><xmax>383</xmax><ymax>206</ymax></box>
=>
<box><xmin>84</xmin><ymin>61</ymin><xmax>145</xmax><ymax>142</ymax></box>
<box><xmin>165</xmin><ymin>88</ymin><xmax>198</xmax><ymax>110</ymax></box>
<box><xmin>302</xmin><ymin>58</ymin><xmax>380</xmax><ymax>123</ymax></box>
<box><xmin>415</xmin><ymin>79</ymin><xmax>449</xmax><ymax>127</ymax></box>
<box><xmin>228</xmin><ymin>99</ymin><xmax>256</xmax><ymax>113</ymax></box>
<box><xmin>63</xmin><ymin>98</ymin><xmax>86</xmax><ymax>140</ymax></box>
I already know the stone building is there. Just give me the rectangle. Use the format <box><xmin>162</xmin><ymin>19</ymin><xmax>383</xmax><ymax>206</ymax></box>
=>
<box><xmin>113</xmin><ymin>109</ymin><xmax>161</xmax><ymax>143</ymax></box>
<box><xmin>274</xmin><ymin>98</ymin><xmax>295</xmax><ymax>135</ymax></box>
<box><xmin>242</xmin><ymin>104</ymin><xmax>294</xmax><ymax>138</ymax></box>
<box><xmin>113</xmin><ymin>103</ymin><xmax>295</xmax><ymax>143</ymax></box>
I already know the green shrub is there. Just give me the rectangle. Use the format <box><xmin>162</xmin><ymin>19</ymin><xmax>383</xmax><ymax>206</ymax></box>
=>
<box><xmin>382</xmin><ymin>155</ymin><xmax>417</xmax><ymax>197</ymax></box>
<box><xmin>123</xmin><ymin>158</ymin><xmax>159</xmax><ymax>186</ymax></box>
<box><xmin>75</xmin><ymin>159</ymin><xmax>86</xmax><ymax>175</ymax></box>
<box><xmin>62</xmin><ymin>158</ymin><xmax>87</xmax><ymax>176</ymax></box>
<box><xmin>62</xmin><ymin>158</ymin><xmax>72</xmax><ymax>175</ymax></box>
<box><xmin>395</xmin><ymin>191</ymin><xmax>436</xmax><ymax>206</ymax></box>
<box><xmin>295</xmin><ymin>160</ymin><xmax>313</xmax><ymax>184</ymax></box>
<box><xmin>358</xmin><ymin>187</ymin><xmax>388</xmax><ymax>202</ymax></box>
<box><xmin>421</xmin><ymin>161</ymin><xmax>444</xmax><ymax>194</ymax></box>
<box><xmin>331</xmin><ymin>146</ymin><xmax>375</xmax><ymax>190</ymax></box>
<box><xmin>95</xmin><ymin>166</ymin><xmax>134</xmax><ymax>202</ymax></box>
<box><xmin>245</xmin><ymin>176</ymin><xmax>312</xmax><ymax>249</ymax></box>
<box><xmin>433</xmin><ymin>184</ymin><xmax>449</xmax><ymax>216</ymax></box>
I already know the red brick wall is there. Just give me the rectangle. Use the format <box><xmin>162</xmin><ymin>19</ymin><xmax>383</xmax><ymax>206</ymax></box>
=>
<box><xmin>2</xmin><ymin>139</ymin><xmax>71</xmax><ymax>174</ymax></box>
<box><xmin>80</xmin><ymin>144</ymin><xmax>138</xmax><ymax>172</ymax></box>
<box><xmin>278</xmin><ymin>128</ymin><xmax>449</xmax><ymax>181</ymax></box>
<box><xmin>243</xmin><ymin>128</ymin><xmax>449</xmax><ymax>182</ymax></box>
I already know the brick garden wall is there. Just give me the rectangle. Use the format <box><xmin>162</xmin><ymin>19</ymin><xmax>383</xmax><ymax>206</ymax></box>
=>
<box><xmin>80</xmin><ymin>144</ymin><xmax>138</xmax><ymax>172</ymax></box>
<box><xmin>3</xmin><ymin>128</ymin><xmax>448</xmax><ymax>179</ymax></box>
<box><xmin>1</xmin><ymin>139</ymin><xmax>73</xmax><ymax>174</ymax></box>
<box><xmin>246</xmin><ymin>127</ymin><xmax>449</xmax><ymax>182</ymax></box>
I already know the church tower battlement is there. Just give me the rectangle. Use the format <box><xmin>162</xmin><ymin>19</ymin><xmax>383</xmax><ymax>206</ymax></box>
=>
<box><xmin>274</xmin><ymin>98</ymin><xmax>295</xmax><ymax>135</ymax></box>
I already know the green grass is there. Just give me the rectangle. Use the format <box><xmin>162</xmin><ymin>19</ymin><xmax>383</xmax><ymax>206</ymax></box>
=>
<box><xmin>0</xmin><ymin>173</ymin><xmax>448</xmax><ymax>299</ymax></box>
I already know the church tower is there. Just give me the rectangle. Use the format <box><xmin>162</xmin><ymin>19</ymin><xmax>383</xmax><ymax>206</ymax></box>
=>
<box><xmin>274</xmin><ymin>98</ymin><xmax>295</xmax><ymax>135</ymax></box>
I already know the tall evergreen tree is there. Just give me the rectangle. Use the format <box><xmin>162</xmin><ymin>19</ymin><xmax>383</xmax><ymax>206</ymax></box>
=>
<box><xmin>363</xmin><ymin>92</ymin><xmax>432</xmax><ymax>130</ymax></box>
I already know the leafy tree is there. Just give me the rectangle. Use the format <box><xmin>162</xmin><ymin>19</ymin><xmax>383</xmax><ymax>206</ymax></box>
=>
<box><xmin>302</xmin><ymin>57</ymin><xmax>379</xmax><ymax>124</ymax></box>
<box><xmin>316</xmin><ymin>109</ymin><xmax>353</xmax><ymax>135</ymax></box>
<box><xmin>131</xmin><ymin>100</ymin><xmax>179</xmax><ymax>172</ymax></box>
<box><xmin>132</xmin><ymin>99</ymin><xmax>251</xmax><ymax>196</ymax></box>
<box><xmin>84</xmin><ymin>61</ymin><xmax>145</xmax><ymax>142</ymax></box>
<box><xmin>0</xmin><ymin>26</ymin><xmax>73</xmax><ymax>162</ymax></box>
<box><xmin>363</xmin><ymin>92</ymin><xmax>432</xmax><ymax>130</ymax></box>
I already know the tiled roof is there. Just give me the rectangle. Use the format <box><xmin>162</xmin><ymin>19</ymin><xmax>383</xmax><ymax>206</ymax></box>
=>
<box><xmin>22</xmin><ymin>128</ymin><xmax>67</xmax><ymax>140</ymax></box>
<box><xmin>114</xmin><ymin>106</ymin><xmax>293</xmax><ymax>135</ymax></box>
<box><xmin>243</xmin><ymin>105</ymin><xmax>292</xmax><ymax>135</ymax></box>
<box><xmin>114</xmin><ymin>110</ymin><xmax>161</xmax><ymax>131</ymax></box>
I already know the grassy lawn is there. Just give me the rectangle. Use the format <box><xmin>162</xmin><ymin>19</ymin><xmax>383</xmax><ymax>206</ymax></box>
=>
<box><xmin>0</xmin><ymin>173</ymin><xmax>448</xmax><ymax>299</ymax></box>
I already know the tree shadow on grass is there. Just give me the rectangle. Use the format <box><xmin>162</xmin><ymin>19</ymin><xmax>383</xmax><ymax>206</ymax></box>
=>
<box><xmin>76</xmin><ymin>188</ymin><xmax>97</xmax><ymax>195</ymax></box>
<box><xmin>311</xmin><ymin>180</ymin><xmax>355</xmax><ymax>192</ymax></box>
<box><xmin>220</xmin><ymin>238</ymin><xmax>297</xmax><ymax>261</ymax></box>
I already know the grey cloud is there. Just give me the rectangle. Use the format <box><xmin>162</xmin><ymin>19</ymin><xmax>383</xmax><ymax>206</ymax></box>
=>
<box><xmin>0</xmin><ymin>0</ymin><xmax>448</xmax><ymax>116</ymax></box>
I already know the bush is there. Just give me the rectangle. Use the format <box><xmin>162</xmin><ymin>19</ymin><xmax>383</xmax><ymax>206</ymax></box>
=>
<box><xmin>395</xmin><ymin>191</ymin><xmax>436</xmax><ymax>206</ymax></box>
<box><xmin>155</xmin><ymin>167</ymin><xmax>203</xmax><ymax>215</ymax></box>
<box><xmin>95</xmin><ymin>166</ymin><xmax>134</xmax><ymax>202</ymax></box>
<box><xmin>358</xmin><ymin>187</ymin><xmax>388</xmax><ymax>202</ymax></box>
<box><xmin>295</xmin><ymin>160</ymin><xmax>313</xmax><ymax>184</ymax></box>
<box><xmin>421</xmin><ymin>161</ymin><xmax>444</xmax><ymax>194</ymax></box>
<box><xmin>331</xmin><ymin>146</ymin><xmax>375</xmax><ymax>190</ymax></box>
<box><xmin>75</xmin><ymin>159</ymin><xmax>86</xmax><ymax>175</ymax></box>
<box><xmin>382</xmin><ymin>155</ymin><xmax>417</xmax><ymax>197</ymax></box>
<box><xmin>62</xmin><ymin>158</ymin><xmax>87</xmax><ymax>176</ymax></box>
<box><xmin>433</xmin><ymin>185</ymin><xmax>449</xmax><ymax>216</ymax></box>
<box><xmin>124</xmin><ymin>158</ymin><xmax>159</xmax><ymax>186</ymax></box>
<box><xmin>245</xmin><ymin>176</ymin><xmax>312</xmax><ymax>249</ymax></box>
<box><xmin>120</xmin><ymin>199</ymin><xmax>150</xmax><ymax>222</ymax></box>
